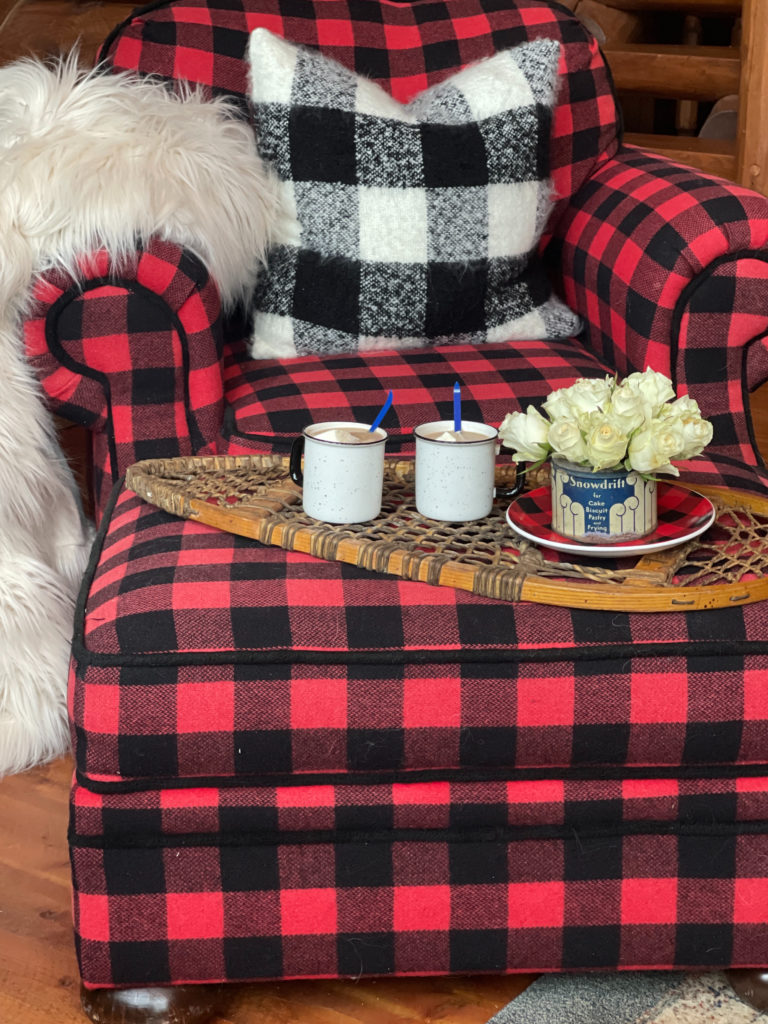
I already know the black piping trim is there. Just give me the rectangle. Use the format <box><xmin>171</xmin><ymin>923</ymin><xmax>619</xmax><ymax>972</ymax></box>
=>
<box><xmin>99</xmin><ymin>0</ymin><xmax>174</xmax><ymax>62</ymax></box>
<box><xmin>77</xmin><ymin>761</ymin><xmax>768</xmax><ymax>795</ymax></box>
<box><xmin>72</xmin><ymin>637</ymin><xmax>768</xmax><ymax>669</ymax></box>
<box><xmin>669</xmin><ymin>248</ymin><xmax>768</xmax><ymax>405</ymax></box>
<box><xmin>47</xmin><ymin>283</ymin><xmax>118</xmax><ymax>486</ymax></box>
<box><xmin>68</xmin><ymin>818</ymin><xmax>768</xmax><ymax>850</ymax></box>
<box><xmin>46</xmin><ymin>276</ymin><xmax>204</xmax><ymax>486</ymax></box>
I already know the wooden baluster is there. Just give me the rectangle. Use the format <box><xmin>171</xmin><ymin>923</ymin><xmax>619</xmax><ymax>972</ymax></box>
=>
<box><xmin>676</xmin><ymin>15</ymin><xmax>703</xmax><ymax>137</ymax></box>
<box><xmin>737</xmin><ymin>0</ymin><xmax>768</xmax><ymax>194</ymax></box>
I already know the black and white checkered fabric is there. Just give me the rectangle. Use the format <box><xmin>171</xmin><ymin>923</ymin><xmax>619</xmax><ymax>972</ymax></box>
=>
<box><xmin>247</xmin><ymin>29</ymin><xmax>581</xmax><ymax>358</ymax></box>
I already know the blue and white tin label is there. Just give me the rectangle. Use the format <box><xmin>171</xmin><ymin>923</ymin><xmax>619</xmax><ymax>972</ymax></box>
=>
<box><xmin>551</xmin><ymin>457</ymin><xmax>658</xmax><ymax>544</ymax></box>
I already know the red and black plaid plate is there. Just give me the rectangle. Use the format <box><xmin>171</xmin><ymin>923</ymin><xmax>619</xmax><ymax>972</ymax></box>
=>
<box><xmin>507</xmin><ymin>483</ymin><xmax>716</xmax><ymax>557</ymax></box>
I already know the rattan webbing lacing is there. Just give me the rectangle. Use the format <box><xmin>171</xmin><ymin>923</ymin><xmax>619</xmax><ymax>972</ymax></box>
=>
<box><xmin>125</xmin><ymin>454</ymin><xmax>768</xmax><ymax>609</ymax></box>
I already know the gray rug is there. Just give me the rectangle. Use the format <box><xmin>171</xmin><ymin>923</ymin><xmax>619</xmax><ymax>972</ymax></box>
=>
<box><xmin>488</xmin><ymin>972</ymin><xmax>768</xmax><ymax>1024</ymax></box>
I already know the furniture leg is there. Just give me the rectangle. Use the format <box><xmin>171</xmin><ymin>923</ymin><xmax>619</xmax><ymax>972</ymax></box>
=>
<box><xmin>80</xmin><ymin>983</ymin><xmax>230</xmax><ymax>1024</ymax></box>
<box><xmin>727</xmin><ymin>970</ymin><xmax>768</xmax><ymax>1012</ymax></box>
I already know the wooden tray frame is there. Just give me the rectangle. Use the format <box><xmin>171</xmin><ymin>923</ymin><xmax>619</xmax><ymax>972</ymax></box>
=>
<box><xmin>125</xmin><ymin>454</ymin><xmax>768</xmax><ymax>613</ymax></box>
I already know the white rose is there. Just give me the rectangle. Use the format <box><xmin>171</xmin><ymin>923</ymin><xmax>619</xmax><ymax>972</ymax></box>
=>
<box><xmin>584</xmin><ymin>413</ymin><xmax>629</xmax><ymax>470</ymax></box>
<box><xmin>661</xmin><ymin>394</ymin><xmax>702</xmax><ymax>421</ymax></box>
<box><xmin>657</xmin><ymin>396</ymin><xmax>713</xmax><ymax>460</ymax></box>
<box><xmin>542</xmin><ymin>388</ymin><xmax>574</xmax><ymax>422</ymax></box>
<box><xmin>623</xmin><ymin>368</ymin><xmax>676</xmax><ymax>417</ymax></box>
<box><xmin>545</xmin><ymin>376</ymin><xmax>614</xmax><ymax>420</ymax></box>
<box><xmin>547</xmin><ymin>418</ymin><xmax>588</xmax><ymax>465</ymax></box>
<box><xmin>678</xmin><ymin>415</ymin><xmax>714</xmax><ymax>459</ymax></box>
<box><xmin>606</xmin><ymin>383</ymin><xmax>647</xmax><ymax>436</ymax></box>
<box><xmin>498</xmin><ymin>407</ymin><xmax>551</xmax><ymax>463</ymax></box>
<box><xmin>627</xmin><ymin>419</ymin><xmax>685</xmax><ymax>475</ymax></box>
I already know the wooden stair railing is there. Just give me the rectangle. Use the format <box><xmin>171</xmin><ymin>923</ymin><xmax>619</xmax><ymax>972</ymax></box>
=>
<box><xmin>736</xmin><ymin>0</ymin><xmax>768</xmax><ymax>196</ymax></box>
<box><xmin>587</xmin><ymin>0</ymin><xmax>767</xmax><ymax>195</ymax></box>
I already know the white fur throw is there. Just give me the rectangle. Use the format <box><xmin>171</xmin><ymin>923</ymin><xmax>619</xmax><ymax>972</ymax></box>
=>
<box><xmin>0</xmin><ymin>56</ymin><xmax>280</xmax><ymax>776</ymax></box>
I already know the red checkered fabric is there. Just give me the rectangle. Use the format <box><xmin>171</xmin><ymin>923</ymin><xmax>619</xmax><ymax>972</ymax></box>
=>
<box><xmin>73</xmin><ymin>485</ymin><xmax>768</xmax><ymax>788</ymax></box>
<box><xmin>554</xmin><ymin>147</ymin><xmax>768</xmax><ymax>471</ymax></box>
<box><xmin>68</xmin><ymin>482</ymin><xmax>768</xmax><ymax>983</ymax></box>
<box><xmin>70</xmin><ymin>771</ymin><xmax>768</xmax><ymax>985</ymax></box>
<box><xmin>220</xmin><ymin>335</ymin><xmax>616</xmax><ymax>459</ymax></box>
<box><xmin>25</xmin><ymin>240</ymin><xmax>225</xmax><ymax>517</ymax></box>
<box><xmin>101</xmin><ymin>0</ymin><xmax>620</xmax><ymax>226</ymax></box>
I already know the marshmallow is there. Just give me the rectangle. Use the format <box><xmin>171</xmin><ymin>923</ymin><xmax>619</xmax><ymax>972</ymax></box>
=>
<box><xmin>433</xmin><ymin>430</ymin><xmax>483</xmax><ymax>442</ymax></box>
<box><xmin>315</xmin><ymin>428</ymin><xmax>370</xmax><ymax>444</ymax></box>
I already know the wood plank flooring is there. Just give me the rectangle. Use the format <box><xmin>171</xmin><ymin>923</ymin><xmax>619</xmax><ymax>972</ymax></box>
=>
<box><xmin>0</xmin><ymin>758</ymin><xmax>535</xmax><ymax>1024</ymax></box>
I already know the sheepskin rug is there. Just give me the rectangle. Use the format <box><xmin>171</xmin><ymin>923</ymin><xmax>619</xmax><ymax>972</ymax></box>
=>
<box><xmin>0</xmin><ymin>55</ymin><xmax>280</xmax><ymax>775</ymax></box>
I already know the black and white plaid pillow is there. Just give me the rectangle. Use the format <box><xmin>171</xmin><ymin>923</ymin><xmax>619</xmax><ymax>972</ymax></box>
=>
<box><xmin>247</xmin><ymin>28</ymin><xmax>581</xmax><ymax>358</ymax></box>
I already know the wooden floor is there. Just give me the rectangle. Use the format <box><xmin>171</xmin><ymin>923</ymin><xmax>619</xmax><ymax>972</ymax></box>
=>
<box><xmin>0</xmin><ymin>758</ymin><xmax>535</xmax><ymax>1024</ymax></box>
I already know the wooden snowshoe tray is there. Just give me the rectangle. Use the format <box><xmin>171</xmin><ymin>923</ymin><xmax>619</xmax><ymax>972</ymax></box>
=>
<box><xmin>125</xmin><ymin>454</ymin><xmax>768</xmax><ymax>612</ymax></box>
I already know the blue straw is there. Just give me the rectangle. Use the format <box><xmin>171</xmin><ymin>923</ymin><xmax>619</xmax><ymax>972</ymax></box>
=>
<box><xmin>369</xmin><ymin>390</ymin><xmax>393</xmax><ymax>432</ymax></box>
<box><xmin>453</xmin><ymin>381</ymin><xmax>462</xmax><ymax>433</ymax></box>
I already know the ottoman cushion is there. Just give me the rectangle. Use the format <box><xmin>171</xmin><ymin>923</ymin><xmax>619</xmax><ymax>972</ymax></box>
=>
<box><xmin>73</xmin><ymin>479</ymin><xmax>768</xmax><ymax>789</ymax></box>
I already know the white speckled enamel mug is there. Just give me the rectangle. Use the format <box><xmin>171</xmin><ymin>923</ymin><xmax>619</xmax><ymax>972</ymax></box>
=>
<box><xmin>414</xmin><ymin>419</ymin><xmax>500</xmax><ymax>522</ymax></box>
<box><xmin>289</xmin><ymin>421</ymin><xmax>387</xmax><ymax>523</ymax></box>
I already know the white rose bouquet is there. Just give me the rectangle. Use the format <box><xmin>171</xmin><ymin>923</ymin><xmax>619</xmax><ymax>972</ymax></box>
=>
<box><xmin>498</xmin><ymin>369</ymin><xmax>713</xmax><ymax>477</ymax></box>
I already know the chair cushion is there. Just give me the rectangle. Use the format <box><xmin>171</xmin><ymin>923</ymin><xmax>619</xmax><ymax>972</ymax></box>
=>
<box><xmin>72</xmin><ymin>477</ymin><xmax>768</xmax><ymax>788</ymax></box>
<box><xmin>218</xmin><ymin>338</ymin><xmax>768</xmax><ymax>498</ymax></box>
<box><xmin>220</xmin><ymin>336</ymin><xmax>615</xmax><ymax>458</ymax></box>
<box><xmin>247</xmin><ymin>30</ymin><xmax>581</xmax><ymax>358</ymax></box>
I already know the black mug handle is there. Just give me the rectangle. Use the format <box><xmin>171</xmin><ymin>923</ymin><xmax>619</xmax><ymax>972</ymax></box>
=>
<box><xmin>496</xmin><ymin>479</ymin><xmax>525</xmax><ymax>502</ymax></box>
<box><xmin>289</xmin><ymin>435</ymin><xmax>304</xmax><ymax>486</ymax></box>
<box><xmin>495</xmin><ymin>462</ymin><xmax>528</xmax><ymax>503</ymax></box>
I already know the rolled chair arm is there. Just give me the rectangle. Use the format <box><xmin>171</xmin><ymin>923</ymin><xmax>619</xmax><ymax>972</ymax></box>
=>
<box><xmin>25</xmin><ymin>240</ymin><xmax>227</xmax><ymax>518</ymax></box>
<box><xmin>550</xmin><ymin>146</ymin><xmax>768</xmax><ymax>475</ymax></box>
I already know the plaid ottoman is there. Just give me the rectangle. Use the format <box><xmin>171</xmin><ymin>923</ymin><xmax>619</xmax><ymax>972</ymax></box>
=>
<box><xmin>69</xmin><ymin>448</ymin><xmax>768</xmax><ymax>986</ymax></box>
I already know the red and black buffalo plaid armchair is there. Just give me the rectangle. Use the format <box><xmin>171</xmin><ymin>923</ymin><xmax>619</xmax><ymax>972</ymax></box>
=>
<box><xmin>8</xmin><ymin>0</ymin><xmax>768</xmax><ymax>1020</ymax></box>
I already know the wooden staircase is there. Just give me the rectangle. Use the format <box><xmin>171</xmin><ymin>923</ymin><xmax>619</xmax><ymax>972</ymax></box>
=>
<box><xmin>2</xmin><ymin>0</ymin><xmax>767</xmax><ymax>195</ymax></box>
<box><xmin>569</xmin><ymin>0</ymin><xmax>768</xmax><ymax>195</ymax></box>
